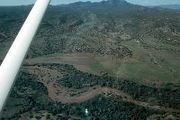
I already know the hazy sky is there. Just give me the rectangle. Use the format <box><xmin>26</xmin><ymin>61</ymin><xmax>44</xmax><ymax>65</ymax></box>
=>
<box><xmin>0</xmin><ymin>0</ymin><xmax>180</xmax><ymax>6</ymax></box>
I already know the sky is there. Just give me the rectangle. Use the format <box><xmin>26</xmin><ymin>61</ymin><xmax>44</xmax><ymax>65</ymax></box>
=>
<box><xmin>0</xmin><ymin>0</ymin><xmax>180</xmax><ymax>6</ymax></box>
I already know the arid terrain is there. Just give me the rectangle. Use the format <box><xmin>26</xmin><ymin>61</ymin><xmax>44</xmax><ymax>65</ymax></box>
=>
<box><xmin>0</xmin><ymin>0</ymin><xmax>180</xmax><ymax>119</ymax></box>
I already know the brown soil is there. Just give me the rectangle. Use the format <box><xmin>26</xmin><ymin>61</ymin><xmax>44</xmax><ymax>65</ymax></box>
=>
<box><xmin>23</xmin><ymin>66</ymin><xmax>180</xmax><ymax>113</ymax></box>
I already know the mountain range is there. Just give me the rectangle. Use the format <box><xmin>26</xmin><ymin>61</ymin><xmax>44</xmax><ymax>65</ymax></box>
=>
<box><xmin>157</xmin><ymin>4</ymin><xmax>180</xmax><ymax>10</ymax></box>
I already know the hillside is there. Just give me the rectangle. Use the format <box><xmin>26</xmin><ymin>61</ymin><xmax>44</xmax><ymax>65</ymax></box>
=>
<box><xmin>0</xmin><ymin>0</ymin><xmax>180</xmax><ymax>119</ymax></box>
<box><xmin>157</xmin><ymin>4</ymin><xmax>180</xmax><ymax>10</ymax></box>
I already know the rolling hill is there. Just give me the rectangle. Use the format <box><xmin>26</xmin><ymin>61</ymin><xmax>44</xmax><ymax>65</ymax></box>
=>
<box><xmin>157</xmin><ymin>4</ymin><xmax>180</xmax><ymax>10</ymax></box>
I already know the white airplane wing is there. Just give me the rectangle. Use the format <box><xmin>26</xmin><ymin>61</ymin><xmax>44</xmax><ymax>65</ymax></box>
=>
<box><xmin>0</xmin><ymin>0</ymin><xmax>51</xmax><ymax>112</ymax></box>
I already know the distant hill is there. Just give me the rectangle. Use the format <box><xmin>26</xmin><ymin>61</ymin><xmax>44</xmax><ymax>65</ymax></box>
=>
<box><xmin>156</xmin><ymin>4</ymin><xmax>180</xmax><ymax>10</ymax></box>
<box><xmin>0</xmin><ymin>0</ymin><xmax>180</xmax><ymax>83</ymax></box>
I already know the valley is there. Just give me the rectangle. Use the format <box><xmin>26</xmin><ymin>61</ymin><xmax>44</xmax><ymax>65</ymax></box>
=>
<box><xmin>0</xmin><ymin>0</ymin><xmax>180</xmax><ymax>119</ymax></box>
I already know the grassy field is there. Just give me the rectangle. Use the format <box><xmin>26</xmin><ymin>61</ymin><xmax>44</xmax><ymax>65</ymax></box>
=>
<box><xmin>26</xmin><ymin>47</ymin><xmax>180</xmax><ymax>87</ymax></box>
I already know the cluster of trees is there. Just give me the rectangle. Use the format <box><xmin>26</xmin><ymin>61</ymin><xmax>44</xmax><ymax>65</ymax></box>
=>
<box><xmin>57</xmin><ymin>64</ymin><xmax>180</xmax><ymax>109</ymax></box>
<box><xmin>1</xmin><ymin>71</ymin><xmax>49</xmax><ymax>119</ymax></box>
<box><xmin>1</xmin><ymin>64</ymin><xmax>180</xmax><ymax>119</ymax></box>
<box><xmin>42</xmin><ymin>95</ymin><xmax>160</xmax><ymax>120</ymax></box>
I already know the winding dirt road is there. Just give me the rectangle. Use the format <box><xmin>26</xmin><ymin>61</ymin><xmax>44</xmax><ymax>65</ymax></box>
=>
<box><xmin>22</xmin><ymin>65</ymin><xmax>180</xmax><ymax>113</ymax></box>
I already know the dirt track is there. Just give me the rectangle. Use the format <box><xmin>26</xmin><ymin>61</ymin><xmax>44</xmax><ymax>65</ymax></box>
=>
<box><xmin>25</xmin><ymin>53</ymin><xmax>97</xmax><ymax>74</ymax></box>
<box><xmin>23</xmin><ymin>66</ymin><xmax>180</xmax><ymax>113</ymax></box>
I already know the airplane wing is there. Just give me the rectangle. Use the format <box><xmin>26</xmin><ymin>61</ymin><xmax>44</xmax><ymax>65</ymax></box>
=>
<box><xmin>0</xmin><ymin>0</ymin><xmax>51</xmax><ymax>112</ymax></box>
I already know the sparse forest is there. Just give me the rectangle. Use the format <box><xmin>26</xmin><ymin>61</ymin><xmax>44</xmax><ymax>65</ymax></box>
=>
<box><xmin>0</xmin><ymin>0</ymin><xmax>180</xmax><ymax>119</ymax></box>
